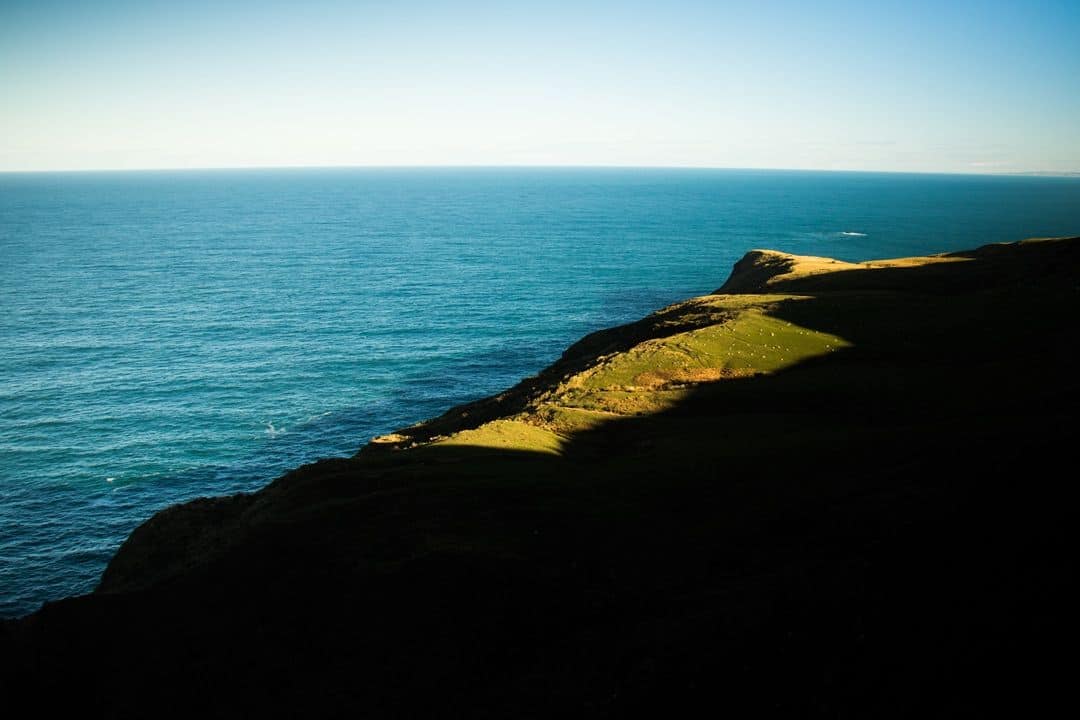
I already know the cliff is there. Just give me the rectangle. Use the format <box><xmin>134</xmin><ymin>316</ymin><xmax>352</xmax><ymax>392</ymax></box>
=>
<box><xmin>3</xmin><ymin>236</ymin><xmax>1078</xmax><ymax>717</ymax></box>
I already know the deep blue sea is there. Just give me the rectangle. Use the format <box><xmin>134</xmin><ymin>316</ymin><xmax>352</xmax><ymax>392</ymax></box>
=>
<box><xmin>2</xmin><ymin>167</ymin><xmax>1079</xmax><ymax>617</ymax></box>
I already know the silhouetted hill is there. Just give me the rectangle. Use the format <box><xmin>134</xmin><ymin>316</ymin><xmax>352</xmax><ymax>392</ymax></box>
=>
<box><xmin>3</xmin><ymin>236</ymin><xmax>1078</xmax><ymax>717</ymax></box>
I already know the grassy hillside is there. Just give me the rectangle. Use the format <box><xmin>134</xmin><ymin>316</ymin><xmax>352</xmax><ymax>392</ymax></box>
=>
<box><xmin>3</xmin><ymin>236</ymin><xmax>1078</xmax><ymax>718</ymax></box>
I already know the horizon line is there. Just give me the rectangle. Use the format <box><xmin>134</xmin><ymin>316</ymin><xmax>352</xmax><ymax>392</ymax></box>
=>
<box><xmin>1</xmin><ymin>163</ymin><xmax>1078</xmax><ymax>178</ymax></box>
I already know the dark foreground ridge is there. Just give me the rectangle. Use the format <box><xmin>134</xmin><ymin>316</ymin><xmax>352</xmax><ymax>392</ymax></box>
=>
<box><xmin>3</xmin><ymin>237</ymin><xmax>1078</xmax><ymax>717</ymax></box>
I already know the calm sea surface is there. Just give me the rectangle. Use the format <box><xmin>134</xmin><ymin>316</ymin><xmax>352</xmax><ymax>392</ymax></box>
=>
<box><xmin>2</xmin><ymin>167</ymin><xmax>1079</xmax><ymax>616</ymax></box>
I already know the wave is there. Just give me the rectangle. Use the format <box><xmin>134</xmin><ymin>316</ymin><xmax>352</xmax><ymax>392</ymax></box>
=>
<box><xmin>839</xmin><ymin>231</ymin><xmax>867</xmax><ymax>237</ymax></box>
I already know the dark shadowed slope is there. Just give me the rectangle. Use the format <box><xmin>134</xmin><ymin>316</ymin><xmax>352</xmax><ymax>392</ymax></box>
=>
<box><xmin>3</xmin><ymin>237</ymin><xmax>1078</xmax><ymax>718</ymax></box>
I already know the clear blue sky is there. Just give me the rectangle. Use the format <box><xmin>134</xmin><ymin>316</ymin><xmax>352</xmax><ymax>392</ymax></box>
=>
<box><xmin>2</xmin><ymin>0</ymin><xmax>1078</xmax><ymax>173</ymax></box>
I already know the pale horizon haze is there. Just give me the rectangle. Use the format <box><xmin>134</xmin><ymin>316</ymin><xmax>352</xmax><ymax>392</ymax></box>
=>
<box><xmin>2</xmin><ymin>0</ymin><xmax>1078</xmax><ymax>174</ymax></box>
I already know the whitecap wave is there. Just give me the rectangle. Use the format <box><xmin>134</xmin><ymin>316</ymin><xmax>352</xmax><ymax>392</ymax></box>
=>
<box><xmin>265</xmin><ymin>421</ymin><xmax>286</xmax><ymax>437</ymax></box>
<box><xmin>839</xmin><ymin>231</ymin><xmax>867</xmax><ymax>237</ymax></box>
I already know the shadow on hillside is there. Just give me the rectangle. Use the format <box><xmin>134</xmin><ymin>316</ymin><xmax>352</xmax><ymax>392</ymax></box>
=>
<box><xmin>5</xmin><ymin>238</ymin><xmax>1079</xmax><ymax>718</ymax></box>
<box><xmin>353</xmin><ymin>235</ymin><xmax>1078</xmax><ymax>714</ymax></box>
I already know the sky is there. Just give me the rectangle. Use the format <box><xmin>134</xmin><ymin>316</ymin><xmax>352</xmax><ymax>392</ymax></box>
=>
<box><xmin>1</xmin><ymin>0</ymin><xmax>1078</xmax><ymax>173</ymax></box>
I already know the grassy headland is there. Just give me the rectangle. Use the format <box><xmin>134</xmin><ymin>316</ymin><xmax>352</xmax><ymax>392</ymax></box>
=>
<box><xmin>3</xmin><ymin>236</ymin><xmax>1078</xmax><ymax>717</ymax></box>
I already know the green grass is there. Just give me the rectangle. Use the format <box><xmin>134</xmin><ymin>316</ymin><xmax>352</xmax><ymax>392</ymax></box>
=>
<box><xmin>433</xmin><ymin>419</ymin><xmax>565</xmax><ymax>455</ymax></box>
<box><xmin>408</xmin><ymin>302</ymin><xmax>853</xmax><ymax>453</ymax></box>
<box><xmin>411</xmin><ymin>300</ymin><xmax>854</xmax><ymax>453</ymax></box>
<box><xmin>576</xmin><ymin>307</ymin><xmax>850</xmax><ymax>390</ymax></box>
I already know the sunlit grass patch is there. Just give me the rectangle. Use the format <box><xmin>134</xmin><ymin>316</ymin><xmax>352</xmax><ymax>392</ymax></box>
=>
<box><xmin>530</xmin><ymin>404</ymin><xmax>619</xmax><ymax>435</ymax></box>
<box><xmin>552</xmin><ymin>387</ymin><xmax>692</xmax><ymax>416</ymax></box>
<box><xmin>575</xmin><ymin>309</ymin><xmax>850</xmax><ymax>391</ymax></box>
<box><xmin>434</xmin><ymin>419</ymin><xmax>565</xmax><ymax>455</ymax></box>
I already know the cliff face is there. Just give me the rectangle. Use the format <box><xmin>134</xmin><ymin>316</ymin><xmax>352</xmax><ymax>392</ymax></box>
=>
<box><xmin>4</xmin><ymin>237</ymin><xmax>1079</xmax><ymax>717</ymax></box>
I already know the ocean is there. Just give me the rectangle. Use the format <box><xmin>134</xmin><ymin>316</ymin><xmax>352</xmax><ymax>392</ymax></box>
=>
<box><xmin>2</xmin><ymin>167</ymin><xmax>1078</xmax><ymax>617</ymax></box>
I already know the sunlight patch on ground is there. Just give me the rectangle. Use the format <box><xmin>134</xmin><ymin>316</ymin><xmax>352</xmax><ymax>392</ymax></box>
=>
<box><xmin>434</xmin><ymin>419</ymin><xmax>565</xmax><ymax>455</ymax></box>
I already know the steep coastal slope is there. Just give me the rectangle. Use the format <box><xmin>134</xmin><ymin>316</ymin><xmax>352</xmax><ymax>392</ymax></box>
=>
<box><xmin>3</xmin><ymin>237</ymin><xmax>1078</xmax><ymax>717</ymax></box>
